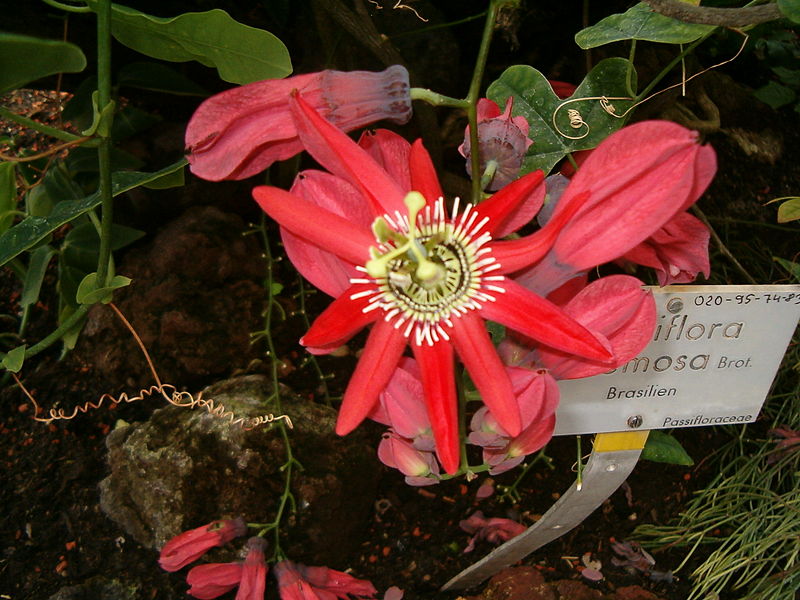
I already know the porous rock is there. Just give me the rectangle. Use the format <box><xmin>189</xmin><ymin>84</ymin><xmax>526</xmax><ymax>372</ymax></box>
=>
<box><xmin>99</xmin><ymin>375</ymin><xmax>381</xmax><ymax>566</ymax></box>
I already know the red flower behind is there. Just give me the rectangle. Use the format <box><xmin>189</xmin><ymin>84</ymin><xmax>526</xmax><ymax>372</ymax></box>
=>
<box><xmin>185</xmin><ymin>66</ymin><xmax>412</xmax><ymax>181</ymax></box>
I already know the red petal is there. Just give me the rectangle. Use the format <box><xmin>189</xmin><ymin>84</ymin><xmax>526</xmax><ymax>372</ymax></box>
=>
<box><xmin>301</xmin><ymin>283</ymin><xmax>378</xmax><ymax>351</ymax></box>
<box><xmin>474</xmin><ymin>170</ymin><xmax>545</xmax><ymax>238</ymax></box>
<box><xmin>358</xmin><ymin>130</ymin><xmax>412</xmax><ymax>191</ymax></box>
<box><xmin>290</xmin><ymin>93</ymin><xmax>406</xmax><ymax>216</ymax></box>
<box><xmin>537</xmin><ymin>275</ymin><xmax>655</xmax><ymax>378</ymax></box>
<box><xmin>450</xmin><ymin>313</ymin><xmax>521</xmax><ymax>436</ymax></box>
<box><xmin>283</xmin><ymin>171</ymin><xmax>373</xmax><ymax>297</ymax></box>
<box><xmin>480</xmin><ymin>278</ymin><xmax>613</xmax><ymax>362</ymax></box>
<box><xmin>491</xmin><ymin>190</ymin><xmax>590</xmax><ymax>273</ymax></box>
<box><xmin>336</xmin><ymin>320</ymin><xmax>406</xmax><ymax>434</ymax></box>
<box><xmin>411</xmin><ymin>341</ymin><xmax>459</xmax><ymax>474</ymax></box>
<box><xmin>252</xmin><ymin>185</ymin><xmax>373</xmax><ymax>267</ymax></box>
<box><xmin>552</xmin><ymin>121</ymin><xmax>716</xmax><ymax>270</ymax></box>
<box><xmin>409</xmin><ymin>139</ymin><xmax>444</xmax><ymax>204</ymax></box>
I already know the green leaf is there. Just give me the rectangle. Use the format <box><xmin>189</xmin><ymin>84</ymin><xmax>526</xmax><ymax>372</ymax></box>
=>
<box><xmin>25</xmin><ymin>186</ymin><xmax>55</xmax><ymax>218</ymax></box>
<box><xmin>575</xmin><ymin>3</ymin><xmax>714</xmax><ymax>49</ymax></box>
<box><xmin>270</xmin><ymin>282</ymin><xmax>284</xmax><ymax>296</ymax></box>
<box><xmin>20</xmin><ymin>246</ymin><xmax>55</xmax><ymax>308</ymax></box>
<box><xmin>487</xmin><ymin>59</ymin><xmax>636</xmax><ymax>175</ymax></box>
<box><xmin>64</xmin><ymin>222</ymin><xmax>145</xmax><ymax>253</ymax></box>
<box><xmin>641</xmin><ymin>430</ymin><xmax>694</xmax><ymax>466</ymax></box>
<box><xmin>773</xmin><ymin>257</ymin><xmax>800</xmax><ymax>282</ymax></box>
<box><xmin>1</xmin><ymin>345</ymin><xmax>27</xmax><ymax>373</ymax></box>
<box><xmin>777</xmin><ymin>197</ymin><xmax>800</xmax><ymax>223</ymax></box>
<box><xmin>117</xmin><ymin>61</ymin><xmax>209</xmax><ymax>96</ymax></box>
<box><xmin>0</xmin><ymin>162</ymin><xmax>17</xmax><ymax>234</ymax></box>
<box><xmin>85</xmin><ymin>2</ymin><xmax>292</xmax><ymax>84</ymax></box>
<box><xmin>778</xmin><ymin>0</ymin><xmax>800</xmax><ymax>24</ymax></box>
<box><xmin>0</xmin><ymin>158</ymin><xmax>187</xmax><ymax>267</ymax></box>
<box><xmin>0</xmin><ymin>33</ymin><xmax>87</xmax><ymax>94</ymax></box>
<box><xmin>76</xmin><ymin>272</ymin><xmax>132</xmax><ymax>305</ymax></box>
<box><xmin>754</xmin><ymin>80</ymin><xmax>797</xmax><ymax>110</ymax></box>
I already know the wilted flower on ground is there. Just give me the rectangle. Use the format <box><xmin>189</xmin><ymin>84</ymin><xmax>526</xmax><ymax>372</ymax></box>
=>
<box><xmin>159</xmin><ymin>517</ymin><xmax>247</xmax><ymax>572</ymax></box>
<box><xmin>459</xmin><ymin>510</ymin><xmax>526</xmax><ymax>553</ymax></box>
<box><xmin>459</xmin><ymin>97</ymin><xmax>533</xmax><ymax>191</ymax></box>
<box><xmin>186</xmin><ymin>66</ymin><xmax>412</xmax><ymax>181</ymax></box>
<box><xmin>274</xmin><ymin>559</ymin><xmax>377</xmax><ymax>600</ymax></box>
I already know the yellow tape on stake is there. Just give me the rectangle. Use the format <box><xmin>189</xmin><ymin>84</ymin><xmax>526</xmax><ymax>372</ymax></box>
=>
<box><xmin>594</xmin><ymin>430</ymin><xmax>650</xmax><ymax>453</ymax></box>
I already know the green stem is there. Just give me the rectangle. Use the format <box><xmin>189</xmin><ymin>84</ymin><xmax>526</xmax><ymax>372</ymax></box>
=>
<box><xmin>635</xmin><ymin>32</ymin><xmax>712</xmax><ymax>103</ymax></box>
<box><xmin>0</xmin><ymin>106</ymin><xmax>84</xmax><ymax>142</ymax></box>
<box><xmin>409</xmin><ymin>88</ymin><xmax>469</xmax><ymax>108</ymax></box>
<box><xmin>480</xmin><ymin>160</ymin><xmax>498</xmax><ymax>192</ymax></box>
<box><xmin>259</xmin><ymin>216</ymin><xmax>300</xmax><ymax>561</ymax></box>
<box><xmin>626</xmin><ymin>40</ymin><xmax>637</xmax><ymax>97</ymax></box>
<box><xmin>93</xmin><ymin>0</ymin><xmax>114</xmax><ymax>288</ymax></box>
<box><xmin>41</xmin><ymin>0</ymin><xmax>92</xmax><ymax>12</ymax></box>
<box><xmin>466</xmin><ymin>0</ymin><xmax>504</xmax><ymax>204</ymax></box>
<box><xmin>296</xmin><ymin>277</ymin><xmax>331</xmax><ymax>406</ymax></box>
<box><xmin>23</xmin><ymin>305</ymin><xmax>89</xmax><ymax>359</ymax></box>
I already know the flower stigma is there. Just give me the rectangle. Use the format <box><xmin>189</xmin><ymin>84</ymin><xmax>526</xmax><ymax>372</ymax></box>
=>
<box><xmin>352</xmin><ymin>191</ymin><xmax>505</xmax><ymax>346</ymax></box>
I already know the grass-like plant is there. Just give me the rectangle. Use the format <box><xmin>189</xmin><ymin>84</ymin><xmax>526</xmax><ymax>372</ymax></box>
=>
<box><xmin>635</xmin><ymin>344</ymin><xmax>800</xmax><ymax>600</ymax></box>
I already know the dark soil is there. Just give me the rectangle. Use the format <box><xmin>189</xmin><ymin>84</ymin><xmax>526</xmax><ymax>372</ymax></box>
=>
<box><xmin>2</xmin><ymin>2</ymin><xmax>800</xmax><ymax>600</ymax></box>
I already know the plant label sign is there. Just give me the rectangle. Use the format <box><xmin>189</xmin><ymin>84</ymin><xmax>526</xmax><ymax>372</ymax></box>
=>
<box><xmin>554</xmin><ymin>285</ymin><xmax>800</xmax><ymax>436</ymax></box>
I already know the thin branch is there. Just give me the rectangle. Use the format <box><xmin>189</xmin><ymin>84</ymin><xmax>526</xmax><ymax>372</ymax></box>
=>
<box><xmin>642</xmin><ymin>0</ymin><xmax>783</xmax><ymax>27</ymax></box>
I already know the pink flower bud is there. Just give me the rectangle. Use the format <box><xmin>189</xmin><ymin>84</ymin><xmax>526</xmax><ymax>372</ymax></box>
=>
<box><xmin>459</xmin><ymin>98</ymin><xmax>533</xmax><ymax>191</ymax></box>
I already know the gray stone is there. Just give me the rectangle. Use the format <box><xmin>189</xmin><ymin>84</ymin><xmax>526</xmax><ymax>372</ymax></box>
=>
<box><xmin>100</xmin><ymin>375</ymin><xmax>381</xmax><ymax>566</ymax></box>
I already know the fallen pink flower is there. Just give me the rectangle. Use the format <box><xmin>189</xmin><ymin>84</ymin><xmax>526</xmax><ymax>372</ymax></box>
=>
<box><xmin>186</xmin><ymin>563</ymin><xmax>243</xmax><ymax>599</ymax></box>
<box><xmin>253</xmin><ymin>93</ymin><xmax>614</xmax><ymax>474</ymax></box>
<box><xmin>159</xmin><ymin>517</ymin><xmax>247</xmax><ymax>572</ymax></box>
<box><xmin>274</xmin><ymin>559</ymin><xmax>377</xmax><ymax>600</ymax></box>
<box><xmin>186</xmin><ymin>66</ymin><xmax>411</xmax><ymax>181</ymax></box>
<box><xmin>459</xmin><ymin>97</ymin><xmax>534</xmax><ymax>192</ymax></box>
<box><xmin>459</xmin><ymin>510</ymin><xmax>526</xmax><ymax>553</ymax></box>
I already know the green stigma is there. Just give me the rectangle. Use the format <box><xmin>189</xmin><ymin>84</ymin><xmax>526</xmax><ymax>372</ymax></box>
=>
<box><xmin>366</xmin><ymin>191</ymin><xmax>445</xmax><ymax>286</ymax></box>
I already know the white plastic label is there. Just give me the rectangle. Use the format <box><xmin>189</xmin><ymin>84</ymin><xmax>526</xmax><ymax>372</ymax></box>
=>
<box><xmin>554</xmin><ymin>285</ymin><xmax>800</xmax><ymax>436</ymax></box>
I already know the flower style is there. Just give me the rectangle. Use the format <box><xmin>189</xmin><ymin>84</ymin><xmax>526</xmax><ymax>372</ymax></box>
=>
<box><xmin>185</xmin><ymin>66</ymin><xmax>412</xmax><ymax>181</ymax></box>
<box><xmin>159</xmin><ymin>517</ymin><xmax>247</xmax><ymax>572</ymax></box>
<box><xmin>459</xmin><ymin>97</ymin><xmax>534</xmax><ymax>191</ymax></box>
<box><xmin>274</xmin><ymin>560</ymin><xmax>377</xmax><ymax>600</ymax></box>
<box><xmin>459</xmin><ymin>510</ymin><xmax>526</xmax><ymax>553</ymax></box>
<box><xmin>252</xmin><ymin>93</ymin><xmax>616</xmax><ymax>475</ymax></box>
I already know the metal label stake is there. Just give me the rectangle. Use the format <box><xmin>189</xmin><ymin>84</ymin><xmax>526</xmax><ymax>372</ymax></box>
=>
<box><xmin>441</xmin><ymin>431</ymin><xmax>649</xmax><ymax>591</ymax></box>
